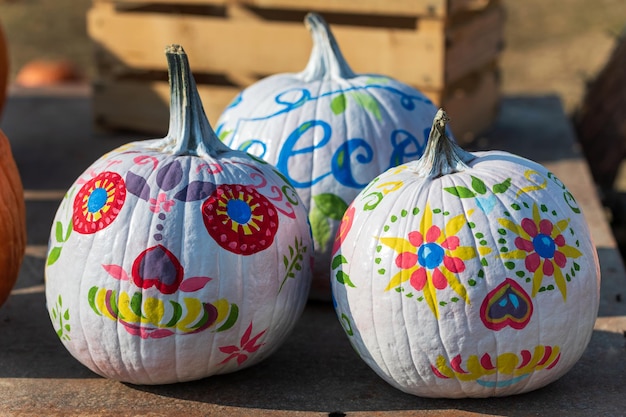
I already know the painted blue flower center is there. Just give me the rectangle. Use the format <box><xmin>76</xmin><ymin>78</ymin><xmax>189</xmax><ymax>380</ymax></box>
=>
<box><xmin>533</xmin><ymin>234</ymin><xmax>556</xmax><ymax>258</ymax></box>
<box><xmin>418</xmin><ymin>243</ymin><xmax>445</xmax><ymax>269</ymax></box>
<box><xmin>227</xmin><ymin>199</ymin><xmax>252</xmax><ymax>224</ymax></box>
<box><xmin>87</xmin><ymin>187</ymin><xmax>108</xmax><ymax>213</ymax></box>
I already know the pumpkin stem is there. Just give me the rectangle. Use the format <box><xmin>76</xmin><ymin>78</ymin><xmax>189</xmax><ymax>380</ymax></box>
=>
<box><xmin>412</xmin><ymin>109</ymin><xmax>475</xmax><ymax>178</ymax></box>
<box><xmin>300</xmin><ymin>12</ymin><xmax>356</xmax><ymax>81</ymax></box>
<box><xmin>162</xmin><ymin>44</ymin><xmax>229</xmax><ymax>157</ymax></box>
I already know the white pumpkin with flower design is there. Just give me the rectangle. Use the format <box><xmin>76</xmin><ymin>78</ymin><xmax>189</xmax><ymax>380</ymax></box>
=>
<box><xmin>331</xmin><ymin>110</ymin><xmax>600</xmax><ymax>398</ymax></box>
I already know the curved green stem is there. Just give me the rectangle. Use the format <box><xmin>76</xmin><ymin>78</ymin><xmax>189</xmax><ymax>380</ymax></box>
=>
<box><xmin>160</xmin><ymin>44</ymin><xmax>229</xmax><ymax>158</ymax></box>
<box><xmin>299</xmin><ymin>12</ymin><xmax>356</xmax><ymax>82</ymax></box>
<box><xmin>412</xmin><ymin>109</ymin><xmax>475</xmax><ymax>178</ymax></box>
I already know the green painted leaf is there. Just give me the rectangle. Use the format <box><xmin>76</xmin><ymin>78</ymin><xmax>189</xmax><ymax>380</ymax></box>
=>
<box><xmin>130</xmin><ymin>292</ymin><xmax>143</xmax><ymax>318</ymax></box>
<box><xmin>87</xmin><ymin>287</ymin><xmax>100</xmax><ymax>315</ymax></box>
<box><xmin>471</xmin><ymin>176</ymin><xmax>487</xmax><ymax>194</ymax></box>
<box><xmin>192</xmin><ymin>305</ymin><xmax>213</xmax><ymax>329</ymax></box>
<box><xmin>349</xmin><ymin>92</ymin><xmax>382</xmax><ymax>120</ymax></box>
<box><xmin>493</xmin><ymin>178</ymin><xmax>512</xmax><ymax>194</ymax></box>
<box><xmin>340</xmin><ymin>313</ymin><xmax>354</xmax><ymax>336</ymax></box>
<box><xmin>313</xmin><ymin>193</ymin><xmax>348</xmax><ymax>221</ymax></box>
<box><xmin>218</xmin><ymin>129</ymin><xmax>232</xmax><ymax>142</ymax></box>
<box><xmin>309</xmin><ymin>206</ymin><xmax>332</xmax><ymax>250</ymax></box>
<box><xmin>330</xmin><ymin>93</ymin><xmax>347</xmax><ymax>115</ymax></box>
<box><xmin>165</xmin><ymin>301</ymin><xmax>183</xmax><ymax>327</ymax></box>
<box><xmin>65</xmin><ymin>220</ymin><xmax>73</xmax><ymax>241</ymax></box>
<box><xmin>55</xmin><ymin>221</ymin><xmax>64</xmax><ymax>243</ymax></box>
<box><xmin>444</xmin><ymin>186</ymin><xmax>475</xmax><ymax>198</ymax></box>
<box><xmin>332</xmin><ymin>254</ymin><xmax>348</xmax><ymax>270</ymax></box>
<box><xmin>299</xmin><ymin>121</ymin><xmax>313</xmax><ymax>132</ymax></box>
<box><xmin>47</xmin><ymin>247</ymin><xmax>62</xmax><ymax>266</ymax></box>
<box><xmin>336</xmin><ymin>270</ymin><xmax>356</xmax><ymax>287</ymax></box>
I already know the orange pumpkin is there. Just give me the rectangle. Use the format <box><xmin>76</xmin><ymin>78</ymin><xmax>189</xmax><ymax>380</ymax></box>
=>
<box><xmin>0</xmin><ymin>22</ymin><xmax>8</xmax><ymax>117</ymax></box>
<box><xmin>0</xmin><ymin>128</ymin><xmax>26</xmax><ymax>307</ymax></box>
<box><xmin>15</xmin><ymin>59</ymin><xmax>80</xmax><ymax>88</ymax></box>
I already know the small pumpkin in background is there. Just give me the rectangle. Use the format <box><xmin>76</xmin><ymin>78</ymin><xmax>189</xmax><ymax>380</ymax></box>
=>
<box><xmin>0</xmin><ymin>128</ymin><xmax>26</xmax><ymax>308</ymax></box>
<box><xmin>45</xmin><ymin>45</ymin><xmax>313</xmax><ymax>385</ymax></box>
<box><xmin>332</xmin><ymin>109</ymin><xmax>600</xmax><ymax>398</ymax></box>
<box><xmin>217</xmin><ymin>12</ymin><xmax>441</xmax><ymax>300</ymax></box>
<box><xmin>0</xmin><ymin>22</ymin><xmax>9</xmax><ymax>117</ymax></box>
<box><xmin>15</xmin><ymin>59</ymin><xmax>81</xmax><ymax>88</ymax></box>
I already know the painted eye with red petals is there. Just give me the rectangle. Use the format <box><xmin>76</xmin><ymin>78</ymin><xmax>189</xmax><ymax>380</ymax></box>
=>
<box><xmin>73</xmin><ymin>171</ymin><xmax>126</xmax><ymax>234</ymax></box>
<box><xmin>202</xmin><ymin>184</ymin><xmax>278</xmax><ymax>255</ymax></box>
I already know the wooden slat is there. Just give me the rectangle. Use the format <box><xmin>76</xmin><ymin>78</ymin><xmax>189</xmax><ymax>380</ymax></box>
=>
<box><xmin>88</xmin><ymin>2</ymin><xmax>503</xmax><ymax>90</ymax></box>
<box><xmin>88</xmin><ymin>2</ymin><xmax>450</xmax><ymax>88</ymax></box>
<box><xmin>93</xmin><ymin>79</ymin><xmax>240</xmax><ymax>134</ymax></box>
<box><xmin>445</xmin><ymin>5</ymin><xmax>504</xmax><ymax>82</ymax></box>
<box><xmin>92</xmin><ymin>64</ymin><xmax>498</xmax><ymax>143</ymax></box>
<box><xmin>439</xmin><ymin>65</ymin><xmax>500</xmax><ymax>143</ymax></box>
<box><xmin>98</xmin><ymin>0</ymin><xmax>495</xmax><ymax>18</ymax></box>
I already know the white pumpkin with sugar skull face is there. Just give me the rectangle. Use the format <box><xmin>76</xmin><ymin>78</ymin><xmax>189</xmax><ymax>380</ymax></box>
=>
<box><xmin>331</xmin><ymin>110</ymin><xmax>600</xmax><ymax>398</ymax></box>
<box><xmin>45</xmin><ymin>45</ymin><xmax>313</xmax><ymax>385</ymax></box>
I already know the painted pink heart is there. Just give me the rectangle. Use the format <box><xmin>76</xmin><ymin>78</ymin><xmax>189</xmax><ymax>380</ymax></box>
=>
<box><xmin>132</xmin><ymin>245</ymin><xmax>184</xmax><ymax>294</ymax></box>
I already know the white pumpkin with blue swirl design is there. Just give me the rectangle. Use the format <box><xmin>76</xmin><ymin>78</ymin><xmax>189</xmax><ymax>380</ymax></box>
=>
<box><xmin>216</xmin><ymin>13</ymin><xmax>442</xmax><ymax>299</ymax></box>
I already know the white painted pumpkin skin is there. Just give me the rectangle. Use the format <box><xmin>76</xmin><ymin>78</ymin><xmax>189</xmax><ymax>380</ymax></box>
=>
<box><xmin>216</xmin><ymin>13</ymin><xmax>440</xmax><ymax>299</ymax></box>
<box><xmin>331</xmin><ymin>110</ymin><xmax>600</xmax><ymax>398</ymax></box>
<box><xmin>45</xmin><ymin>46</ymin><xmax>313</xmax><ymax>385</ymax></box>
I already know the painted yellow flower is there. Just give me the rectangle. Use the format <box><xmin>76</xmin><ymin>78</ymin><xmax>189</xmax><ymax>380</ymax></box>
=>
<box><xmin>380</xmin><ymin>204</ymin><xmax>484</xmax><ymax>318</ymax></box>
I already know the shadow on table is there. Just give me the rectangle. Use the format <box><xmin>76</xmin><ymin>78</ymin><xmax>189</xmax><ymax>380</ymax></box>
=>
<box><xmin>1</xmin><ymin>281</ymin><xmax>624</xmax><ymax>414</ymax></box>
<box><xmin>128</xmin><ymin>302</ymin><xmax>626</xmax><ymax>415</ymax></box>
<box><xmin>0</xmin><ymin>255</ymin><xmax>98</xmax><ymax>379</ymax></box>
<box><xmin>466</xmin><ymin>94</ymin><xmax>582</xmax><ymax>163</ymax></box>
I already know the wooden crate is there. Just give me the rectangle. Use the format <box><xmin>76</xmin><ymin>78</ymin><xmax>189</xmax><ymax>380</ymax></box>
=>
<box><xmin>88</xmin><ymin>0</ymin><xmax>505</xmax><ymax>142</ymax></box>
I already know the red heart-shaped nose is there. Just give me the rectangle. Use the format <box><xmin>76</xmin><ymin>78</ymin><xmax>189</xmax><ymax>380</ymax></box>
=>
<box><xmin>132</xmin><ymin>245</ymin><xmax>184</xmax><ymax>294</ymax></box>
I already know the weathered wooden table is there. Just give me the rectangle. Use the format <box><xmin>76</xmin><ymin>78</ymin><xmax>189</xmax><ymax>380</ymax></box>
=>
<box><xmin>1</xmin><ymin>86</ymin><xmax>625</xmax><ymax>416</ymax></box>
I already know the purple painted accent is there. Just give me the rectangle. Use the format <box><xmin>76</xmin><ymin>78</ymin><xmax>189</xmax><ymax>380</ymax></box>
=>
<box><xmin>173</xmin><ymin>180</ymin><xmax>216</xmax><ymax>201</ymax></box>
<box><xmin>156</xmin><ymin>160</ymin><xmax>184</xmax><ymax>191</ymax></box>
<box><xmin>126</xmin><ymin>171</ymin><xmax>151</xmax><ymax>201</ymax></box>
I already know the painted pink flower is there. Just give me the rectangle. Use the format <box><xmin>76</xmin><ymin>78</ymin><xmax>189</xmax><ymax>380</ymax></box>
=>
<box><xmin>149</xmin><ymin>193</ymin><xmax>175</xmax><ymax>213</ymax></box>
<box><xmin>500</xmin><ymin>203</ymin><xmax>583</xmax><ymax>299</ymax></box>
<box><xmin>219</xmin><ymin>323</ymin><xmax>266</xmax><ymax>366</ymax></box>
<box><xmin>380</xmin><ymin>203</ymin><xmax>482</xmax><ymax>318</ymax></box>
